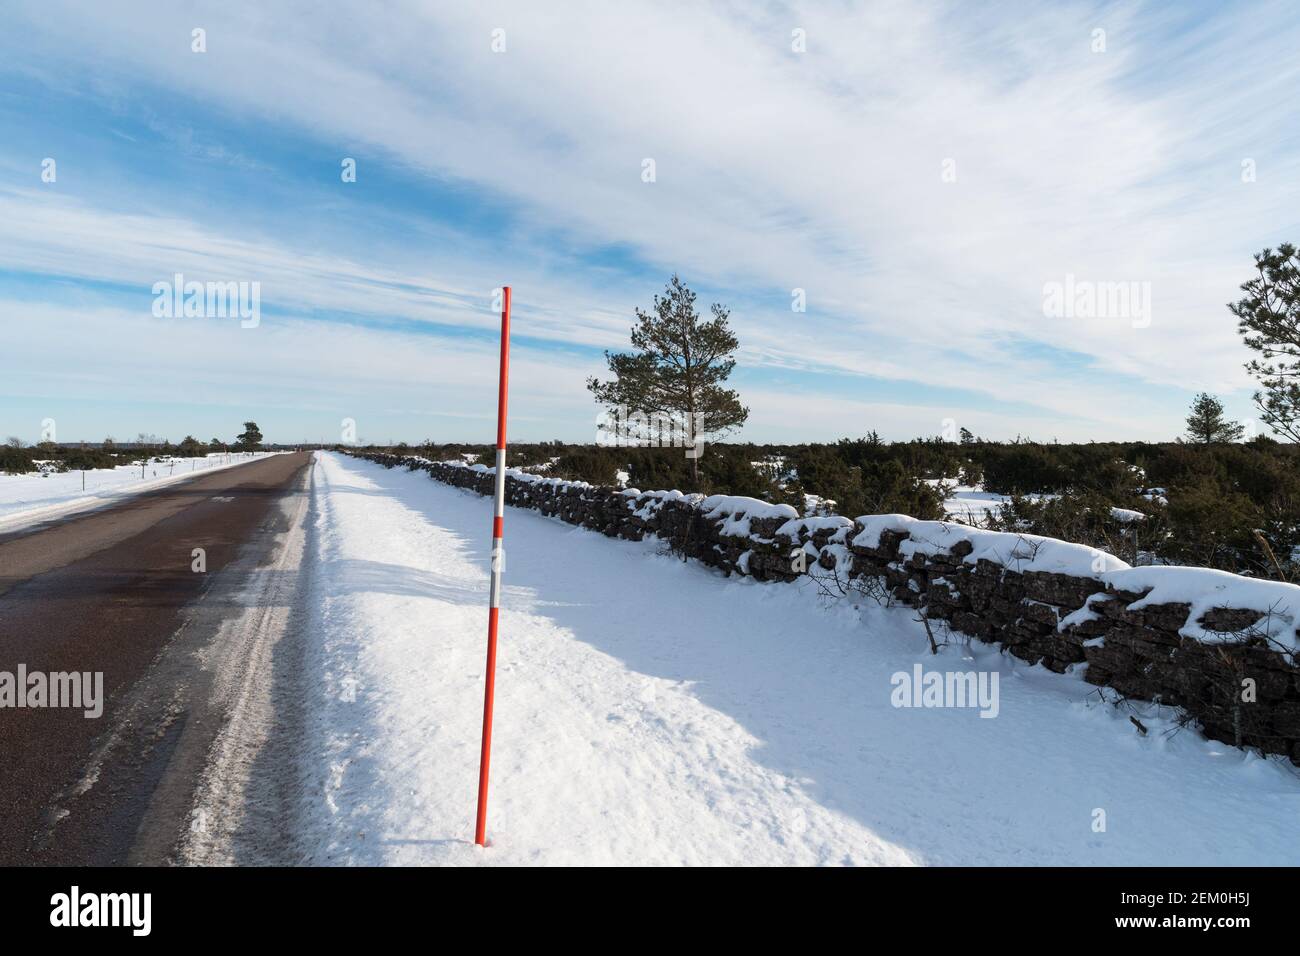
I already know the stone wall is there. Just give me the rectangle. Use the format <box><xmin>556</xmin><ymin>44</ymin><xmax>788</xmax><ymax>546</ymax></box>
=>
<box><xmin>356</xmin><ymin>452</ymin><xmax>1300</xmax><ymax>765</ymax></box>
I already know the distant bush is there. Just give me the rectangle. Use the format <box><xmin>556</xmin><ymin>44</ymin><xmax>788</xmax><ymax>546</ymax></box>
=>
<box><xmin>699</xmin><ymin>448</ymin><xmax>794</xmax><ymax>502</ymax></box>
<box><xmin>788</xmin><ymin>444</ymin><xmax>942</xmax><ymax>519</ymax></box>
<box><xmin>980</xmin><ymin>445</ymin><xmax>1072</xmax><ymax>494</ymax></box>
<box><xmin>987</xmin><ymin>491</ymin><xmax>1156</xmax><ymax>566</ymax></box>
<box><xmin>57</xmin><ymin>448</ymin><xmax>119</xmax><ymax>471</ymax></box>
<box><xmin>626</xmin><ymin>447</ymin><xmax>692</xmax><ymax>490</ymax></box>
<box><xmin>551</xmin><ymin>449</ymin><xmax>623</xmax><ymax>485</ymax></box>
<box><xmin>0</xmin><ymin>445</ymin><xmax>35</xmax><ymax>474</ymax></box>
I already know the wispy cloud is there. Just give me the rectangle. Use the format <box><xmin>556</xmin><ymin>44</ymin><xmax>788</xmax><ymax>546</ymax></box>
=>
<box><xmin>2</xmin><ymin>0</ymin><xmax>1298</xmax><ymax>442</ymax></box>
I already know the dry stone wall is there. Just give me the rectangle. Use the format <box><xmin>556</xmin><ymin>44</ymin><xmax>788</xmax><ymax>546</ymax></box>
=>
<box><xmin>357</xmin><ymin>452</ymin><xmax>1300</xmax><ymax>765</ymax></box>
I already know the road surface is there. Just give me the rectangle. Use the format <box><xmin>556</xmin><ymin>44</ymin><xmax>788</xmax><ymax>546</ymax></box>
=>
<box><xmin>0</xmin><ymin>451</ymin><xmax>312</xmax><ymax>865</ymax></box>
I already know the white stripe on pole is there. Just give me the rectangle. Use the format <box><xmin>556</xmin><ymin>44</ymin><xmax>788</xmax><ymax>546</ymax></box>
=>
<box><xmin>489</xmin><ymin>447</ymin><xmax>506</xmax><ymax>609</ymax></box>
<box><xmin>494</xmin><ymin>447</ymin><xmax>507</xmax><ymax>517</ymax></box>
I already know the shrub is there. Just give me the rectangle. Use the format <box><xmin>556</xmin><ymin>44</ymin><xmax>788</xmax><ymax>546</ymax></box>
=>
<box><xmin>988</xmin><ymin>491</ymin><xmax>1153</xmax><ymax>565</ymax></box>
<box><xmin>0</xmin><ymin>445</ymin><xmax>35</xmax><ymax>474</ymax></box>
<box><xmin>551</xmin><ymin>449</ymin><xmax>623</xmax><ymax>485</ymax></box>
<box><xmin>980</xmin><ymin>444</ymin><xmax>1072</xmax><ymax>494</ymax></box>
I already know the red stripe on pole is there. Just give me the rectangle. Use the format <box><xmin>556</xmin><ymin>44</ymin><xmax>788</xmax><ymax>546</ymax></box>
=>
<box><xmin>475</xmin><ymin>286</ymin><xmax>511</xmax><ymax>848</ymax></box>
<box><xmin>475</xmin><ymin>607</ymin><xmax>500</xmax><ymax>845</ymax></box>
<box><xmin>493</xmin><ymin>516</ymin><xmax>503</xmax><ymax>538</ymax></box>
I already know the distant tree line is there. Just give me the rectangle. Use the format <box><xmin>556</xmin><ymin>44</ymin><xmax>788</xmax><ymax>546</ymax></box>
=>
<box><xmin>360</xmin><ymin>423</ymin><xmax>1300</xmax><ymax>581</ymax></box>
<box><xmin>0</xmin><ymin>421</ymin><xmax>264</xmax><ymax>475</ymax></box>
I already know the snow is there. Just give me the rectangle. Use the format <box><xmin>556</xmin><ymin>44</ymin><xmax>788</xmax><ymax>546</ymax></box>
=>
<box><xmin>802</xmin><ymin>493</ymin><xmax>835</xmax><ymax>516</ymax></box>
<box><xmin>1059</xmin><ymin>593</ymin><xmax>1110</xmax><ymax>632</ymax></box>
<box><xmin>777</xmin><ymin>515</ymin><xmax>855</xmax><ymax>538</ymax></box>
<box><xmin>1106</xmin><ymin>565</ymin><xmax>1300</xmax><ymax>651</ymax></box>
<box><xmin>0</xmin><ymin>453</ymin><xmax>275</xmax><ymax>530</ymax></box>
<box><xmin>853</xmin><ymin>514</ymin><xmax>1130</xmax><ymax>576</ymax></box>
<box><xmin>848</xmin><ymin>516</ymin><xmax>1300</xmax><ymax>646</ymax></box>
<box><xmin>934</xmin><ymin>483</ymin><xmax>1013</xmax><ymax>522</ymax></box>
<box><xmin>297</xmin><ymin>452</ymin><xmax>1300</xmax><ymax>866</ymax></box>
<box><xmin>933</xmin><ymin>481</ymin><xmax>1146</xmax><ymax>528</ymax></box>
<box><xmin>701</xmin><ymin>495</ymin><xmax>799</xmax><ymax>538</ymax></box>
<box><xmin>622</xmin><ymin>488</ymin><xmax>688</xmax><ymax>500</ymax></box>
<box><xmin>929</xmin><ymin>481</ymin><xmax>1067</xmax><ymax>524</ymax></box>
<box><xmin>625</xmin><ymin>488</ymin><xmax>695</xmax><ymax>522</ymax></box>
<box><xmin>445</xmin><ymin>457</ymin><xmax>600</xmax><ymax>493</ymax></box>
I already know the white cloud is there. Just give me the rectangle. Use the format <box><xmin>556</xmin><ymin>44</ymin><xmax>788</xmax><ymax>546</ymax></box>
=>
<box><xmin>2</xmin><ymin>0</ymin><xmax>1297</xmax><ymax>440</ymax></box>
<box><xmin>0</xmin><ymin>298</ymin><xmax>605</xmax><ymax>442</ymax></box>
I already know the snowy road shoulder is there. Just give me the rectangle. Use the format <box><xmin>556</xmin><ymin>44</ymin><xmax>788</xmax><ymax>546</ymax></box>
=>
<box><xmin>296</xmin><ymin>452</ymin><xmax>1300</xmax><ymax>866</ymax></box>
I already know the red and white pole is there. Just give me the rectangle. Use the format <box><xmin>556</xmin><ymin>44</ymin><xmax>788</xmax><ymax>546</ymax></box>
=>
<box><xmin>475</xmin><ymin>285</ymin><xmax>511</xmax><ymax>847</ymax></box>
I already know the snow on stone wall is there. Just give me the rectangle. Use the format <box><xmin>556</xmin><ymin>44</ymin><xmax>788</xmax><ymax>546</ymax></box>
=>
<box><xmin>360</xmin><ymin>453</ymin><xmax>1300</xmax><ymax>765</ymax></box>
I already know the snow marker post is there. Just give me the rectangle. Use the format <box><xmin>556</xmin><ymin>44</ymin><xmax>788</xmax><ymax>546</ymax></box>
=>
<box><xmin>475</xmin><ymin>285</ymin><xmax>511</xmax><ymax>847</ymax></box>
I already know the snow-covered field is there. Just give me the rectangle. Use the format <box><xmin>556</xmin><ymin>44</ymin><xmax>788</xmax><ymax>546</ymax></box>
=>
<box><xmin>298</xmin><ymin>452</ymin><xmax>1300</xmax><ymax>866</ymax></box>
<box><xmin>936</xmin><ymin>483</ymin><xmax>1148</xmax><ymax>530</ymax></box>
<box><xmin>936</xmin><ymin>483</ymin><xmax>1013</xmax><ymax>523</ymax></box>
<box><xmin>0</xmin><ymin>453</ymin><xmax>273</xmax><ymax>528</ymax></box>
<box><xmin>929</xmin><ymin>480</ymin><xmax>1061</xmax><ymax>523</ymax></box>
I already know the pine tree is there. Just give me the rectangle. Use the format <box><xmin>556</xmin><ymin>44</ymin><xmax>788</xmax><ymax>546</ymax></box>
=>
<box><xmin>1231</xmin><ymin>243</ymin><xmax>1300</xmax><ymax>440</ymax></box>
<box><xmin>236</xmin><ymin>421</ymin><xmax>264</xmax><ymax>450</ymax></box>
<box><xmin>1184</xmin><ymin>392</ymin><xmax>1244</xmax><ymax>444</ymax></box>
<box><xmin>587</xmin><ymin>275</ymin><xmax>748</xmax><ymax>485</ymax></box>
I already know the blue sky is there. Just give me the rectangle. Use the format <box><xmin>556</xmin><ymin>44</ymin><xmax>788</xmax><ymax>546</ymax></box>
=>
<box><xmin>2</xmin><ymin>1</ymin><xmax>1299</xmax><ymax>446</ymax></box>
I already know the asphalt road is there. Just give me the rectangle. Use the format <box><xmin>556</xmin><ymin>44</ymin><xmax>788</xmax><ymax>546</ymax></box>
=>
<box><xmin>0</xmin><ymin>451</ymin><xmax>313</xmax><ymax>865</ymax></box>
